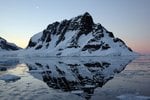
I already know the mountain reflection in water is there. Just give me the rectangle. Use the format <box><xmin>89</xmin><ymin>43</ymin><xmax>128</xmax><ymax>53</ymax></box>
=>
<box><xmin>23</xmin><ymin>57</ymin><xmax>135</xmax><ymax>100</ymax></box>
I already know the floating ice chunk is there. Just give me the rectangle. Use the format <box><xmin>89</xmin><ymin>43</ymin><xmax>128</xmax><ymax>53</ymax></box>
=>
<box><xmin>117</xmin><ymin>94</ymin><xmax>150</xmax><ymax>100</ymax></box>
<box><xmin>0</xmin><ymin>74</ymin><xmax>21</xmax><ymax>82</ymax></box>
<box><xmin>71</xmin><ymin>90</ymin><xmax>84</xmax><ymax>94</ymax></box>
<box><xmin>84</xmin><ymin>85</ymin><xmax>95</xmax><ymax>88</ymax></box>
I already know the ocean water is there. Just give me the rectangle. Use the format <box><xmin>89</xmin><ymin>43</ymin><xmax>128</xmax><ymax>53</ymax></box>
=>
<box><xmin>0</xmin><ymin>56</ymin><xmax>150</xmax><ymax>100</ymax></box>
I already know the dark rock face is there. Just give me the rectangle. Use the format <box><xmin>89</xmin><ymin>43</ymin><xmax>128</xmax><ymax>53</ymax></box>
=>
<box><xmin>28</xmin><ymin>39</ymin><xmax>37</xmax><ymax>48</ymax></box>
<box><xmin>82</xmin><ymin>44</ymin><xmax>101</xmax><ymax>52</ymax></box>
<box><xmin>26</xmin><ymin>12</ymin><xmax>133</xmax><ymax>56</ymax></box>
<box><xmin>80</xmin><ymin>12</ymin><xmax>94</xmax><ymax>33</ymax></box>
<box><xmin>113</xmin><ymin>38</ymin><xmax>125</xmax><ymax>44</ymax></box>
<box><xmin>0</xmin><ymin>37</ymin><xmax>21</xmax><ymax>51</ymax></box>
<box><xmin>35</xmin><ymin>45</ymin><xmax>42</xmax><ymax>50</ymax></box>
<box><xmin>107</xmin><ymin>31</ymin><xmax>114</xmax><ymax>38</ymax></box>
<box><xmin>102</xmin><ymin>44</ymin><xmax>110</xmax><ymax>50</ymax></box>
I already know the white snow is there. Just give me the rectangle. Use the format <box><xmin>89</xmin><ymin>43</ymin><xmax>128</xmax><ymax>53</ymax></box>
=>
<box><xmin>30</xmin><ymin>32</ymin><xmax>43</xmax><ymax>43</ymax></box>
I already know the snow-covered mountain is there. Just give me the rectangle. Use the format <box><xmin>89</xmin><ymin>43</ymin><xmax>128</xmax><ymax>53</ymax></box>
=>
<box><xmin>0</xmin><ymin>37</ymin><xmax>21</xmax><ymax>51</ymax></box>
<box><xmin>26</xmin><ymin>12</ymin><xmax>135</xmax><ymax>56</ymax></box>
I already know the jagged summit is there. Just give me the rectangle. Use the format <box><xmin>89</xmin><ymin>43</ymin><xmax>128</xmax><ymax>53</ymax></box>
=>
<box><xmin>26</xmin><ymin>12</ymin><xmax>134</xmax><ymax>56</ymax></box>
<box><xmin>83</xmin><ymin>12</ymin><xmax>91</xmax><ymax>16</ymax></box>
<box><xmin>0</xmin><ymin>37</ymin><xmax>21</xmax><ymax>51</ymax></box>
<box><xmin>80</xmin><ymin>12</ymin><xmax>94</xmax><ymax>32</ymax></box>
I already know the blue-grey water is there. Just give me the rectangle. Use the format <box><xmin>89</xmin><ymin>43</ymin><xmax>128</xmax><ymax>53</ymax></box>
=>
<box><xmin>0</xmin><ymin>56</ymin><xmax>150</xmax><ymax>100</ymax></box>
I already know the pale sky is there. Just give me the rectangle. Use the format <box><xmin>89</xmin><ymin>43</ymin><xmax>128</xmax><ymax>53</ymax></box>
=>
<box><xmin>0</xmin><ymin>0</ymin><xmax>150</xmax><ymax>54</ymax></box>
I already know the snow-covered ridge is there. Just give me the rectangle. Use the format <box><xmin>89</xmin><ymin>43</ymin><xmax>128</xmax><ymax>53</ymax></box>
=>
<box><xmin>25</xmin><ymin>12</ymin><xmax>136</xmax><ymax>56</ymax></box>
<box><xmin>0</xmin><ymin>37</ymin><xmax>21</xmax><ymax>51</ymax></box>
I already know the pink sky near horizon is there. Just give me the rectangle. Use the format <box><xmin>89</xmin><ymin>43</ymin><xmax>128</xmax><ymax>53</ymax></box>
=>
<box><xmin>129</xmin><ymin>43</ymin><xmax>150</xmax><ymax>55</ymax></box>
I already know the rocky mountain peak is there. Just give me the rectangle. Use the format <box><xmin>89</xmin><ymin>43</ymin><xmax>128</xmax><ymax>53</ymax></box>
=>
<box><xmin>26</xmin><ymin>12</ymin><xmax>135</xmax><ymax>56</ymax></box>
<box><xmin>80</xmin><ymin>12</ymin><xmax>94</xmax><ymax>33</ymax></box>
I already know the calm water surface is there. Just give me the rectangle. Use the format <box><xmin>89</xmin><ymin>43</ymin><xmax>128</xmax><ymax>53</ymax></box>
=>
<box><xmin>0</xmin><ymin>56</ymin><xmax>150</xmax><ymax>100</ymax></box>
